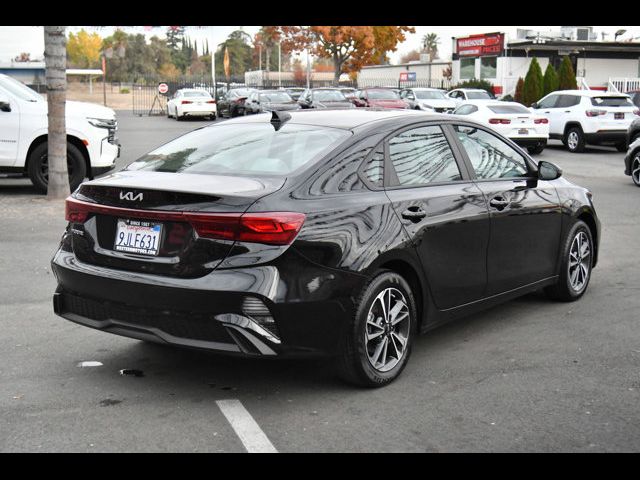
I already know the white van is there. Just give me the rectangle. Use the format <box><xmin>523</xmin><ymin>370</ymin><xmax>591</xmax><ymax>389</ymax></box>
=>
<box><xmin>0</xmin><ymin>73</ymin><xmax>120</xmax><ymax>192</ymax></box>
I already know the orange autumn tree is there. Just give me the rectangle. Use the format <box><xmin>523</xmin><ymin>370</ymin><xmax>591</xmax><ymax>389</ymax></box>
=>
<box><xmin>280</xmin><ymin>26</ymin><xmax>414</xmax><ymax>83</ymax></box>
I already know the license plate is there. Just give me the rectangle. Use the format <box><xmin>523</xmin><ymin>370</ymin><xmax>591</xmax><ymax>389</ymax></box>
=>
<box><xmin>518</xmin><ymin>128</ymin><xmax>529</xmax><ymax>135</ymax></box>
<box><xmin>615</xmin><ymin>112</ymin><xmax>624</xmax><ymax>120</ymax></box>
<box><xmin>114</xmin><ymin>219</ymin><xmax>162</xmax><ymax>256</ymax></box>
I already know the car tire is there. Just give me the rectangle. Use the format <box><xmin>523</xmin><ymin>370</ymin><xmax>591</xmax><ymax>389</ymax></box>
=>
<box><xmin>615</xmin><ymin>142</ymin><xmax>628</xmax><ymax>153</ymax></box>
<box><xmin>176</xmin><ymin>113</ymin><xmax>183</xmax><ymax>121</ymax></box>
<box><xmin>336</xmin><ymin>270</ymin><xmax>417</xmax><ymax>388</ymax></box>
<box><xmin>630</xmin><ymin>150</ymin><xmax>640</xmax><ymax>187</ymax></box>
<box><xmin>27</xmin><ymin>141</ymin><xmax>86</xmax><ymax>194</ymax></box>
<box><xmin>565</xmin><ymin>126</ymin><xmax>586</xmax><ymax>153</ymax></box>
<box><xmin>527</xmin><ymin>144</ymin><xmax>545</xmax><ymax>155</ymax></box>
<box><xmin>544</xmin><ymin>220</ymin><xmax>594</xmax><ymax>302</ymax></box>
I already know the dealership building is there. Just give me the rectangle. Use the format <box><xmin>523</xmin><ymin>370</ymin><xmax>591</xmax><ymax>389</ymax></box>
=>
<box><xmin>451</xmin><ymin>27</ymin><xmax>640</xmax><ymax>97</ymax></box>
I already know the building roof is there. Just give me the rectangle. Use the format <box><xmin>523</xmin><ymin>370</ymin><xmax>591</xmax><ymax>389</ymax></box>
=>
<box><xmin>507</xmin><ymin>39</ymin><xmax>640</xmax><ymax>54</ymax></box>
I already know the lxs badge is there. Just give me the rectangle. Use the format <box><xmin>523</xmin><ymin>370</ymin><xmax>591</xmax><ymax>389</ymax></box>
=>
<box><xmin>120</xmin><ymin>191</ymin><xmax>143</xmax><ymax>202</ymax></box>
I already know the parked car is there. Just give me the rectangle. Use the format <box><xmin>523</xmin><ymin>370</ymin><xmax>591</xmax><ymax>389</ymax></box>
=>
<box><xmin>53</xmin><ymin>109</ymin><xmax>600</xmax><ymax>387</ymax></box>
<box><xmin>0</xmin><ymin>73</ymin><xmax>119</xmax><ymax>193</ymax></box>
<box><xmin>626</xmin><ymin>90</ymin><xmax>640</xmax><ymax>108</ymax></box>
<box><xmin>283</xmin><ymin>87</ymin><xmax>306</xmax><ymax>101</ymax></box>
<box><xmin>624</xmin><ymin>125</ymin><xmax>640</xmax><ymax>186</ymax></box>
<box><xmin>297</xmin><ymin>88</ymin><xmax>355</xmax><ymax>109</ymax></box>
<box><xmin>447</xmin><ymin>88</ymin><xmax>494</xmax><ymax>104</ymax></box>
<box><xmin>628</xmin><ymin>116</ymin><xmax>640</xmax><ymax>146</ymax></box>
<box><xmin>217</xmin><ymin>88</ymin><xmax>257</xmax><ymax>118</ymax></box>
<box><xmin>353</xmin><ymin>88</ymin><xmax>408</xmax><ymax>109</ymax></box>
<box><xmin>399</xmin><ymin>88</ymin><xmax>456</xmax><ymax>113</ymax></box>
<box><xmin>531</xmin><ymin>90</ymin><xmax>640</xmax><ymax>153</ymax></box>
<box><xmin>244</xmin><ymin>90</ymin><xmax>300</xmax><ymax>114</ymax></box>
<box><xmin>339</xmin><ymin>87</ymin><xmax>357</xmax><ymax>100</ymax></box>
<box><xmin>166</xmin><ymin>89</ymin><xmax>217</xmax><ymax>121</ymax></box>
<box><xmin>452</xmin><ymin>101</ymin><xmax>549</xmax><ymax>154</ymax></box>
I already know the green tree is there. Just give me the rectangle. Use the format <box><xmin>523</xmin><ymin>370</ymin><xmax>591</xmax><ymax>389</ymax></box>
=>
<box><xmin>542</xmin><ymin>63</ymin><xmax>559</xmax><ymax>96</ymax></box>
<box><xmin>523</xmin><ymin>57</ymin><xmax>544</xmax><ymax>106</ymax></box>
<box><xmin>514</xmin><ymin>77</ymin><xmax>525</xmax><ymax>104</ymax></box>
<box><xmin>67</xmin><ymin>29</ymin><xmax>102</xmax><ymax>68</ymax></box>
<box><xmin>558</xmin><ymin>56</ymin><xmax>578</xmax><ymax>90</ymax></box>
<box><xmin>454</xmin><ymin>78</ymin><xmax>495</xmax><ymax>96</ymax></box>
<box><xmin>421</xmin><ymin>33</ymin><xmax>440</xmax><ymax>61</ymax></box>
<box><xmin>215</xmin><ymin>30</ymin><xmax>253</xmax><ymax>78</ymax></box>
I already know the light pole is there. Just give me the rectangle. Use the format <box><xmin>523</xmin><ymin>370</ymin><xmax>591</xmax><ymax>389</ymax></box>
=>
<box><xmin>278</xmin><ymin>40</ymin><xmax>282</xmax><ymax>88</ymax></box>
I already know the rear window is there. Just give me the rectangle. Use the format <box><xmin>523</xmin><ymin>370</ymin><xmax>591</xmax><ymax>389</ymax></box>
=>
<box><xmin>367</xmin><ymin>89</ymin><xmax>400</xmax><ymax>100</ymax></box>
<box><xmin>467</xmin><ymin>91</ymin><xmax>492</xmax><ymax>99</ymax></box>
<box><xmin>488</xmin><ymin>104</ymin><xmax>531</xmax><ymax>114</ymax></box>
<box><xmin>591</xmin><ymin>96</ymin><xmax>634</xmax><ymax>107</ymax></box>
<box><xmin>183</xmin><ymin>91</ymin><xmax>211</xmax><ymax>98</ymax></box>
<box><xmin>260</xmin><ymin>92</ymin><xmax>292</xmax><ymax>102</ymax></box>
<box><xmin>313</xmin><ymin>90</ymin><xmax>346</xmax><ymax>102</ymax></box>
<box><xmin>127</xmin><ymin>123</ymin><xmax>351</xmax><ymax>176</ymax></box>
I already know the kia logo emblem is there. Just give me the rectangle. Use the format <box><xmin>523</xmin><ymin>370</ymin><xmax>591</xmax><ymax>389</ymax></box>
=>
<box><xmin>120</xmin><ymin>191</ymin><xmax>143</xmax><ymax>202</ymax></box>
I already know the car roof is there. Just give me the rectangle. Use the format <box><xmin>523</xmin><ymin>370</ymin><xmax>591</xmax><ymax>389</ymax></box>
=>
<box><xmin>453</xmin><ymin>88</ymin><xmax>489</xmax><ymax>92</ymax></box>
<box><xmin>407</xmin><ymin>87</ymin><xmax>444</xmax><ymax>91</ymax></box>
<box><xmin>211</xmin><ymin>108</ymin><xmax>443</xmax><ymax>131</ymax></box>
<box><xmin>551</xmin><ymin>89</ymin><xmax>630</xmax><ymax>97</ymax></box>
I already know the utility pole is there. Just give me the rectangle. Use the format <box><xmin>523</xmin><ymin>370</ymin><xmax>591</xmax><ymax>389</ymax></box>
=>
<box><xmin>306</xmin><ymin>49</ymin><xmax>310</xmax><ymax>89</ymax></box>
<box><xmin>278</xmin><ymin>41</ymin><xmax>282</xmax><ymax>88</ymax></box>
<box><xmin>211</xmin><ymin>27</ymin><xmax>216</xmax><ymax>100</ymax></box>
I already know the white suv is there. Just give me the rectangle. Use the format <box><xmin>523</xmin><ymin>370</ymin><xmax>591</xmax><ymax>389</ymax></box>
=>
<box><xmin>0</xmin><ymin>73</ymin><xmax>120</xmax><ymax>192</ymax></box>
<box><xmin>532</xmin><ymin>90</ymin><xmax>639</xmax><ymax>153</ymax></box>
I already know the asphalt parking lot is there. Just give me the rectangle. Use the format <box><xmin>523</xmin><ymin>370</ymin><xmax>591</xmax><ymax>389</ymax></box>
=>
<box><xmin>1</xmin><ymin>110</ymin><xmax>639</xmax><ymax>452</ymax></box>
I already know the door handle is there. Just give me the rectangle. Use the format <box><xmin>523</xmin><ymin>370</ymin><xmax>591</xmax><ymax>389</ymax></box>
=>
<box><xmin>401</xmin><ymin>208</ymin><xmax>427</xmax><ymax>222</ymax></box>
<box><xmin>489</xmin><ymin>196</ymin><xmax>510</xmax><ymax>210</ymax></box>
<box><xmin>564</xmin><ymin>110</ymin><xmax>571</xmax><ymax>113</ymax></box>
<box><xmin>544</xmin><ymin>111</ymin><xmax>550</xmax><ymax>114</ymax></box>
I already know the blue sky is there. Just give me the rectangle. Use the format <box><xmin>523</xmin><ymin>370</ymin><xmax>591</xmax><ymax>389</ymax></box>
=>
<box><xmin>2</xmin><ymin>26</ymin><xmax>639</xmax><ymax>65</ymax></box>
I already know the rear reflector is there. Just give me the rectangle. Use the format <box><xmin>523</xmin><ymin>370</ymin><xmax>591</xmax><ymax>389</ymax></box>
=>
<box><xmin>64</xmin><ymin>197</ymin><xmax>305</xmax><ymax>246</ymax></box>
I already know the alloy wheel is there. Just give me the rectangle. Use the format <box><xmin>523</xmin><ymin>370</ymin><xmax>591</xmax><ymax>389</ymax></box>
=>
<box><xmin>568</xmin><ymin>231</ymin><xmax>591</xmax><ymax>293</ymax></box>
<box><xmin>567</xmin><ymin>131</ymin><xmax>579</xmax><ymax>150</ymax></box>
<box><xmin>364</xmin><ymin>287</ymin><xmax>411</xmax><ymax>372</ymax></box>
<box><xmin>38</xmin><ymin>153</ymin><xmax>74</xmax><ymax>182</ymax></box>
<box><xmin>632</xmin><ymin>155</ymin><xmax>640</xmax><ymax>186</ymax></box>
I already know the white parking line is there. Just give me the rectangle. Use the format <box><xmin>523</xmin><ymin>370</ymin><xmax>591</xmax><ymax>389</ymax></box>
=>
<box><xmin>216</xmin><ymin>399</ymin><xmax>278</xmax><ymax>453</ymax></box>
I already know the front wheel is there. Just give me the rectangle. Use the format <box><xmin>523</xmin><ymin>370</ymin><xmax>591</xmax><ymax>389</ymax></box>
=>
<box><xmin>27</xmin><ymin>142</ymin><xmax>86</xmax><ymax>194</ymax></box>
<box><xmin>615</xmin><ymin>142</ymin><xmax>628</xmax><ymax>153</ymax></box>
<box><xmin>336</xmin><ymin>271</ymin><xmax>416</xmax><ymax>387</ymax></box>
<box><xmin>545</xmin><ymin>220</ymin><xmax>594</xmax><ymax>301</ymax></box>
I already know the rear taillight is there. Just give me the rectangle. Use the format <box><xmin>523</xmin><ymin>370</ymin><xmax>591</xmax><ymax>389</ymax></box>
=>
<box><xmin>188</xmin><ymin>212</ymin><xmax>306</xmax><ymax>245</ymax></box>
<box><xmin>534</xmin><ymin>118</ymin><xmax>549</xmax><ymax>124</ymax></box>
<box><xmin>64</xmin><ymin>197</ymin><xmax>305</xmax><ymax>246</ymax></box>
<box><xmin>206</xmin><ymin>100</ymin><xmax>216</xmax><ymax>104</ymax></box>
<box><xmin>586</xmin><ymin>109</ymin><xmax>606</xmax><ymax>117</ymax></box>
<box><xmin>489</xmin><ymin>118</ymin><xmax>511</xmax><ymax>124</ymax></box>
<box><xmin>181</xmin><ymin>100</ymin><xmax>193</xmax><ymax>104</ymax></box>
<box><xmin>634</xmin><ymin>109</ymin><xmax>640</xmax><ymax>116</ymax></box>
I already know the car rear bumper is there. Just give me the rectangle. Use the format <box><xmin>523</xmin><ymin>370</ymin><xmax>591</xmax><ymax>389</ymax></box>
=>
<box><xmin>51</xmin><ymin>248</ymin><xmax>362</xmax><ymax>357</ymax></box>
<box><xmin>510</xmin><ymin>137</ymin><xmax>547</xmax><ymax>148</ymax></box>
<box><xmin>584</xmin><ymin>130</ymin><xmax>627</xmax><ymax>144</ymax></box>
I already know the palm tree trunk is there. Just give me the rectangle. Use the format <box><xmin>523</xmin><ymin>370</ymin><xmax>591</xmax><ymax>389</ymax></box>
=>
<box><xmin>44</xmin><ymin>26</ymin><xmax>69</xmax><ymax>200</ymax></box>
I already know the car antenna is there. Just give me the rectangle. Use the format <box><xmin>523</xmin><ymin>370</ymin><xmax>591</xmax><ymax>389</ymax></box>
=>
<box><xmin>270</xmin><ymin>110</ymin><xmax>291</xmax><ymax>131</ymax></box>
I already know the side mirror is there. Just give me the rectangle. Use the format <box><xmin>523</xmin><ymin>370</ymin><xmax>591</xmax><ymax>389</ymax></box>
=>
<box><xmin>538</xmin><ymin>161</ymin><xmax>562</xmax><ymax>181</ymax></box>
<box><xmin>0</xmin><ymin>94</ymin><xmax>11</xmax><ymax>112</ymax></box>
<box><xmin>531</xmin><ymin>102</ymin><xmax>539</xmax><ymax>109</ymax></box>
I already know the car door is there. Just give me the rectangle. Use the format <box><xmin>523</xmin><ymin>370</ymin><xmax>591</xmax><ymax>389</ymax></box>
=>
<box><xmin>383</xmin><ymin>123</ymin><xmax>490</xmax><ymax>310</ymax></box>
<box><xmin>0</xmin><ymin>88</ymin><xmax>20</xmax><ymax>166</ymax></box>
<box><xmin>451</xmin><ymin>123</ymin><xmax>562</xmax><ymax>296</ymax></box>
<box><xmin>533</xmin><ymin>94</ymin><xmax>562</xmax><ymax>135</ymax></box>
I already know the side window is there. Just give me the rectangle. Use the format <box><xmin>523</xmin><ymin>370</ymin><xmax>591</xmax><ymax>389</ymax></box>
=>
<box><xmin>388</xmin><ymin>125</ymin><xmax>462</xmax><ymax>186</ymax></box>
<box><xmin>406</xmin><ymin>91</ymin><xmax>415</xmax><ymax>100</ymax></box>
<box><xmin>454</xmin><ymin>105</ymin><xmax>477</xmax><ymax>115</ymax></box>
<box><xmin>453</xmin><ymin>125</ymin><xmax>529</xmax><ymax>180</ymax></box>
<box><xmin>556</xmin><ymin>95</ymin><xmax>580</xmax><ymax>108</ymax></box>
<box><xmin>362</xmin><ymin>145</ymin><xmax>384</xmax><ymax>188</ymax></box>
<box><xmin>538</xmin><ymin>94</ymin><xmax>559</xmax><ymax>109</ymax></box>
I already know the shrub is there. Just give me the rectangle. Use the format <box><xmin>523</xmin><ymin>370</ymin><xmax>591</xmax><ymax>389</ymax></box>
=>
<box><xmin>452</xmin><ymin>78</ymin><xmax>495</xmax><ymax>96</ymax></box>
<box><xmin>543</xmin><ymin>63</ymin><xmax>559</xmax><ymax>96</ymax></box>
<box><xmin>119</xmin><ymin>88</ymin><xmax>130</xmax><ymax>94</ymax></box>
<box><xmin>513</xmin><ymin>77</ymin><xmax>525</xmax><ymax>104</ymax></box>
<box><xmin>523</xmin><ymin>58</ymin><xmax>543</xmax><ymax>106</ymax></box>
<box><xmin>558</xmin><ymin>56</ymin><xmax>578</xmax><ymax>90</ymax></box>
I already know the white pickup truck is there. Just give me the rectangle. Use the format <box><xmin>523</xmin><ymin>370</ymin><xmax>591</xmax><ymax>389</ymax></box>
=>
<box><xmin>0</xmin><ymin>73</ymin><xmax>120</xmax><ymax>192</ymax></box>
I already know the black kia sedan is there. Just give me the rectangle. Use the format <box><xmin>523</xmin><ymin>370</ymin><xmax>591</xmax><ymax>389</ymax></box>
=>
<box><xmin>52</xmin><ymin>109</ymin><xmax>600</xmax><ymax>387</ymax></box>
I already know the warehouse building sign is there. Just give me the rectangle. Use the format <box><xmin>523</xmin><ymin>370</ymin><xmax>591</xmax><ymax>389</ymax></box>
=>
<box><xmin>456</xmin><ymin>33</ymin><xmax>505</xmax><ymax>57</ymax></box>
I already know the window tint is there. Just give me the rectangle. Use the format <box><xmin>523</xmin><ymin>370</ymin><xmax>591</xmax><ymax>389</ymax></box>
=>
<box><xmin>556</xmin><ymin>95</ymin><xmax>580</xmax><ymax>108</ymax></box>
<box><xmin>388</xmin><ymin>126</ymin><xmax>461</xmax><ymax>186</ymax></box>
<box><xmin>454</xmin><ymin>104</ymin><xmax>478</xmax><ymax>115</ymax></box>
<box><xmin>591</xmin><ymin>96</ymin><xmax>634</xmax><ymax>107</ymax></box>
<box><xmin>537</xmin><ymin>95</ymin><xmax>559</xmax><ymax>109</ymax></box>
<box><xmin>362</xmin><ymin>146</ymin><xmax>384</xmax><ymax>188</ymax></box>
<box><xmin>454</xmin><ymin>125</ymin><xmax>529</xmax><ymax>180</ymax></box>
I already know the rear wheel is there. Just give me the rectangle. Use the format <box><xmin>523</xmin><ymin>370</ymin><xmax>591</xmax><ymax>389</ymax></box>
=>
<box><xmin>631</xmin><ymin>152</ymin><xmax>640</xmax><ymax>187</ymax></box>
<box><xmin>27</xmin><ymin>141</ymin><xmax>86</xmax><ymax>194</ymax></box>
<box><xmin>527</xmin><ymin>144</ymin><xmax>545</xmax><ymax>155</ymax></box>
<box><xmin>565</xmin><ymin>127</ymin><xmax>586</xmax><ymax>153</ymax></box>
<box><xmin>544</xmin><ymin>220</ymin><xmax>594</xmax><ymax>301</ymax></box>
<box><xmin>337</xmin><ymin>271</ymin><xmax>416</xmax><ymax>387</ymax></box>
